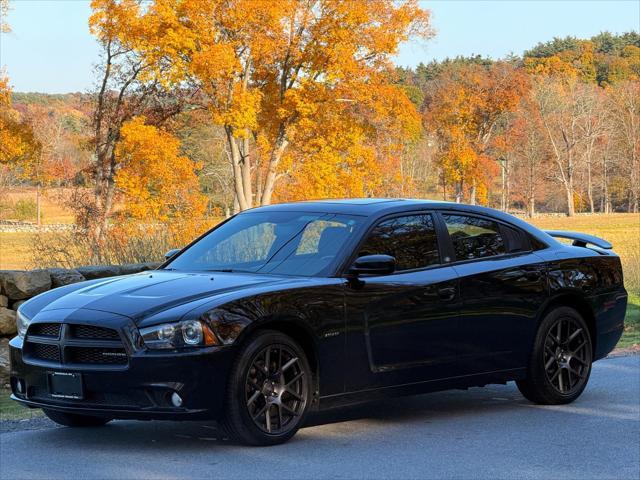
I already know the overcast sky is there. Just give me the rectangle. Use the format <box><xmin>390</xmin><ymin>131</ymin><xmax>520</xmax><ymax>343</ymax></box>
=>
<box><xmin>1</xmin><ymin>0</ymin><xmax>639</xmax><ymax>93</ymax></box>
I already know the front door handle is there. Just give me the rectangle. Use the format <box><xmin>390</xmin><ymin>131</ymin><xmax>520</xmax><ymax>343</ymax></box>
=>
<box><xmin>438</xmin><ymin>286</ymin><xmax>456</xmax><ymax>301</ymax></box>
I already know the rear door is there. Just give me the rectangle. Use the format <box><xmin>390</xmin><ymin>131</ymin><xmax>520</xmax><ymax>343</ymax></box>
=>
<box><xmin>344</xmin><ymin>212</ymin><xmax>460</xmax><ymax>391</ymax></box>
<box><xmin>438</xmin><ymin>212</ymin><xmax>547</xmax><ymax>374</ymax></box>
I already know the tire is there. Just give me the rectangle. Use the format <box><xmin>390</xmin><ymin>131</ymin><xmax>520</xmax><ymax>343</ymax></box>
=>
<box><xmin>517</xmin><ymin>306</ymin><xmax>593</xmax><ymax>405</ymax></box>
<box><xmin>43</xmin><ymin>409</ymin><xmax>112</xmax><ymax>427</ymax></box>
<box><xmin>220</xmin><ymin>329</ymin><xmax>312</xmax><ymax>446</ymax></box>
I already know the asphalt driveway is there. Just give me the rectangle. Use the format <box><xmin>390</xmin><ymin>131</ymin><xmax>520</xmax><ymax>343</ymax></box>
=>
<box><xmin>1</xmin><ymin>355</ymin><xmax>638</xmax><ymax>480</ymax></box>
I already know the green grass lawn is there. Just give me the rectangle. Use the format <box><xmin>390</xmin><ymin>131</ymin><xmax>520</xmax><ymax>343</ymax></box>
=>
<box><xmin>0</xmin><ymin>389</ymin><xmax>42</xmax><ymax>421</ymax></box>
<box><xmin>618</xmin><ymin>293</ymin><xmax>640</xmax><ymax>349</ymax></box>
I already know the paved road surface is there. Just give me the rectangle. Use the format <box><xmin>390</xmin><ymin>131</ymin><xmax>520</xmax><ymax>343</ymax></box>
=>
<box><xmin>1</xmin><ymin>355</ymin><xmax>638</xmax><ymax>480</ymax></box>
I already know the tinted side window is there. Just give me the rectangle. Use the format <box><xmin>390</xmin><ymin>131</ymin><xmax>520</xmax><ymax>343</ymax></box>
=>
<box><xmin>358</xmin><ymin>214</ymin><xmax>440</xmax><ymax>271</ymax></box>
<box><xmin>529</xmin><ymin>235</ymin><xmax>548</xmax><ymax>251</ymax></box>
<box><xmin>442</xmin><ymin>214</ymin><xmax>506</xmax><ymax>260</ymax></box>
<box><xmin>501</xmin><ymin>224</ymin><xmax>531</xmax><ymax>253</ymax></box>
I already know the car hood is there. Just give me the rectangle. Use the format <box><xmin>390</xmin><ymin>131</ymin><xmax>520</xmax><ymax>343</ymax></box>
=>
<box><xmin>38</xmin><ymin>270</ymin><xmax>294</xmax><ymax>322</ymax></box>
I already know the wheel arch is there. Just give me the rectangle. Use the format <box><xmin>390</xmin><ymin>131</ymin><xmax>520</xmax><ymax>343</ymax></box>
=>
<box><xmin>537</xmin><ymin>291</ymin><xmax>597</xmax><ymax>353</ymax></box>
<box><xmin>235</xmin><ymin>315</ymin><xmax>321</xmax><ymax>401</ymax></box>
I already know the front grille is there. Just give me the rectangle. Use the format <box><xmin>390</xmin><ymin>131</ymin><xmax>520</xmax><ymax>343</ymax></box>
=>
<box><xmin>67</xmin><ymin>346</ymin><xmax>128</xmax><ymax>365</ymax></box>
<box><xmin>23</xmin><ymin>323</ymin><xmax>128</xmax><ymax>368</ymax></box>
<box><xmin>70</xmin><ymin>325</ymin><xmax>120</xmax><ymax>340</ymax></box>
<box><xmin>29</xmin><ymin>343</ymin><xmax>61</xmax><ymax>362</ymax></box>
<box><xmin>28</xmin><ymin>323</ymin><xmax>61</xmax><ymax>338</ymax></box>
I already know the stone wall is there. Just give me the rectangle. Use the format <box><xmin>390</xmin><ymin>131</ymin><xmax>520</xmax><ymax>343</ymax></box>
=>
<box><xmin>0</xmin><ymin>262</ymin><xmax>161</xmax><ymax>386</ymax></box>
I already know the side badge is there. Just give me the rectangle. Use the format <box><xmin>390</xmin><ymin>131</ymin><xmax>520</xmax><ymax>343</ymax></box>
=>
<box><xmin>323</xmin><ymin>331</ymin><xmax>341</xmax><ymax>338</ymax></box>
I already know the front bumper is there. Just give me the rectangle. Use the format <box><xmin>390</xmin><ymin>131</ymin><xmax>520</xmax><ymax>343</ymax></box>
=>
<box><xmin>9</xmin><ymin>336</ymin><xmax>236</xmax><ymax>420</ymax></box>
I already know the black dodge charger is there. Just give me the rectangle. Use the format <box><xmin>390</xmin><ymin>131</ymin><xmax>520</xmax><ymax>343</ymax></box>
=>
<box><xmin>9</xmin><ymin>199</ymin><xmax>627</xmax><ymax>445</ymax></box>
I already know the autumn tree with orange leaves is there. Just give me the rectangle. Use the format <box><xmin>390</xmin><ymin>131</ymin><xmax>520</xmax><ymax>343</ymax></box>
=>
<box><xmin>423</xmin><ymin>62</ymin><xmax>529</xmax><ymax>205</ymax></box>
<box><xmin>90</xmin><ymin>0</ymin><xmax>432</xmax><ymax>211</ymax></box>
<box><xmin>0</xmin><ymin>77</ymin><xmax>38</xmax><ymax>168</ymax></box>
<box><xmin>114</xmin><ymin>116</ymin><xmax>208</xmax><ymax>244</ymax></box>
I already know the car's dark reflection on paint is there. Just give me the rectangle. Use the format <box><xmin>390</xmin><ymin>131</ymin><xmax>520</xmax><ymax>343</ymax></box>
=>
<box><xmin>9</xmin><ymin>199</ymin><xmax>627</xmax><ymax>445</ymax></box>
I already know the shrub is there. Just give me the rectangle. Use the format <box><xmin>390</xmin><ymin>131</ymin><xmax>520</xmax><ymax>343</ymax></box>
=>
<box><xmin>13</xmin><ymin>199</ymin><xmax>37</xmax><ymax>221</ymax></box>
<box><xmin>31</xmin><ymin>225</ymin><xmax>176</xmax><ymax>268</ymax></box>
<box><xmin>30</xmin><ymin>217</ymin><xmax>218</xmax><ymax>268</ymax></box>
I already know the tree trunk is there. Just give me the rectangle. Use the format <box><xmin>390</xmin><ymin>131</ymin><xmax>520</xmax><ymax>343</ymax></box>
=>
<box><xmin>469</xmin><ymin>182</ymin><xmax>476</xmax><ymax>205</ymax></box>
<box><xmin>565</xmin><ymin>182</ymin><xmax>575</xmax><ymax>217</ymax></box>
<box><xmin>601</xmin><ymin>155</ymin><xmax>610</xmax><ymax>214</ymax></box>
<box><xmin>226</xmin><ymin>127</ymin><xmax>250</xmax><ymax>211</ymax></box>
<box><xmin>454</xmin><ymin>181</ymin><xmax>463</xmax><ymax>203</ymax></box>
<box><xmin>505</xmin><ymin>162</ymin><xmax>510</xmax><ymax>213</ymax></box>
<box><xmin>241</xmin><ymin>134</ymin><xmax>252</xmax><ymax>208</ymax></box>
<box><xmin>441</xmin><ymin>172</ymin><xmax>447</xmax><ymax>201</ymax></box>
<box><xmin>587</xmin><ymin>159</ymin><xmax>594</xmax><ymax>213</ymax></box>
<box><xmin>500</xmin><ymin>160</ymin><xmax>506</xmax><ymax>211</ymax></box>
<box><xmin>36</xmin><ymin>183</ymin><xmax>41</xmax><ymax>227</ymax></box>
<box><xmin>528</xmin><ymin>195</ymin><xmax>535</xmax><ymax>218</ymax></box>
<box><xmin>260</xmin><ymin>135</ymin><xmax>288</xmax><ymax>206</ymax></box>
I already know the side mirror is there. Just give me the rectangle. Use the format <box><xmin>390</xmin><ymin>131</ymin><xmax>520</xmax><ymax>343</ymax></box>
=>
<box><xmin>164</xmin><ymin>248</ymin><xmax>181</xmax><ymax>261</ymax></box>
<box><xmin>348</xmin><ymin>254</ymin><xmax>396</xmax><ymax>276</ymax></box>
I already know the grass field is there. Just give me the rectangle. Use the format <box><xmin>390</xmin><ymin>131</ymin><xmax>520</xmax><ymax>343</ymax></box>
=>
<box><xmin>0</xmin><ymin>187</ymin><xmax>76</xmax><ymax>224</ymax></box>
<box><xmin>0</xmin><ymin>388</ymin><xmax>43</xmax><ymax>421</ymax></box>
<box><xmin>0</xmin><ymin>232</ymin><xmax>40</xmax><ymax>270</ymax></box>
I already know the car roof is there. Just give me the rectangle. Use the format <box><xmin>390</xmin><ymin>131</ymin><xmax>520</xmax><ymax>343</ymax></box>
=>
<box><xmin>246</xmin><ymin>198</ymin><xmax>443</xmax><ymax>215</ymax></box>
<box><xmin>243</xmin><ymin>198</ymin><xmax>554</xmax><ymax>241</ymax></box>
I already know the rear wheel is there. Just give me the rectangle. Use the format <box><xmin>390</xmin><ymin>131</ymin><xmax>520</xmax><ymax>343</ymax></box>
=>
<box><xmin>43</xmin><ymin>409</ymin><xmax>111</xmax><ymax>427</ymax></box>
<box><xmin>517</xmin><ymin>307</ymin><xmax>592</xmax><ymax>404</ymax></box>
<box><xmin>221</xmin><ymin>330</ymin><xmax>312</xmax><ymax>446</ymax></box>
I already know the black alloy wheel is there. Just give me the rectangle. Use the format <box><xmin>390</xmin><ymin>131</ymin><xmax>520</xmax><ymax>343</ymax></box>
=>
<box><xmin>221</xmin><ymin>330</ymin><xmax>312</xmax><ymax>445</ymax></box>
<box><xmin>517</xmin><ymin>307</ymin><xmax>593</xmax><ymax>405</ymax></box>
<box><xmin>543</xmin><ymin>316</ymin><xmax>591</xmax><ymax>395</ymax></box>
<box><xmin>245</xmin><ymin>344</ymin><xmax>308</xmax><ymax>435</ymax></box>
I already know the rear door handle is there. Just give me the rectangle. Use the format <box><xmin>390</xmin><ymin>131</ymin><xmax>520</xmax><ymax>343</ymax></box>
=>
<box><xmin>438</xmin><ymin>286</ymin><xmax>456</xmax><ymax>301</ymax></box>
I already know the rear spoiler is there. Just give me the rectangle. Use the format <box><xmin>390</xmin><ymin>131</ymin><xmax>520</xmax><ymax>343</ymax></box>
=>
<box><xmin>544</xmin><ymin>230</ymin><xmax>612</xmax><ymax>249</ymax></box>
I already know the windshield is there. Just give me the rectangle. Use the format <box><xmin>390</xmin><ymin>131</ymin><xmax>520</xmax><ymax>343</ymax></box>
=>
<box><xmin>165</xmin><ymin>211</ymin><xmax>363</xmax><ymax>276</ymax></box>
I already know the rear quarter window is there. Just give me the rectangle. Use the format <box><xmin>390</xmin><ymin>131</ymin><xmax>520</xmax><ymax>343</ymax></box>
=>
<box><xmin>500</xmin><ymin>224</ymin><xmax>532</xmax><ymax>253</ymax></box>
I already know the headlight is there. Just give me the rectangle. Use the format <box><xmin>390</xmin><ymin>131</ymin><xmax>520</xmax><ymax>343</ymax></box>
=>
<box><xmin>140</xmin><ymin>320</ymin><xmax>218</xmax><ymax>349</ymax></box>
<box><xmin>16</xmin><ymin>310</ymin><xmax>31</xmax><ymax>338</ymax></box>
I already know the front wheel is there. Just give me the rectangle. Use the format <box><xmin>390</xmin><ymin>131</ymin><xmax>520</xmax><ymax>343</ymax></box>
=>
<box><xmin>221</xmin><ymin>330</ymin><xmax>312</xmax><ymax>446</ymax></box>
<box><xmin>517</xmin><ymin>307</ymin><xmax>593</xmax><ymax>404</ymax></box>
<box><xmin>43</xmin><ymin>409</ymin><xmax>112</xmax><ymax>427</ymax></box>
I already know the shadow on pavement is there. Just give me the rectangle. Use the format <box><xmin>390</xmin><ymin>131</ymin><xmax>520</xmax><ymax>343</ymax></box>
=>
<box><xmin>4</xmin><ymin>383</ymin><xmax>527</xmax><ymax>449</ymax></box>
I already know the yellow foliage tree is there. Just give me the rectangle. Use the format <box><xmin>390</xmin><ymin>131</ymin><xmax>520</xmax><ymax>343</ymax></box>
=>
<box><xmin>90</xmin><ymin>0</ymin><xmax>432</xmax><ymax>210</ymax></box>
<box><xmin>114</xmin><ymin>116</ymin><xmax>208</xmax><ymax>244</ymax></box>
<box><xmin>0</xmin><ymin>76</ymin><xmax>39</xmax><ymax>166</ymax></box>
<box><xmin>424</xmin><ymin>62</ymin><xmax>529</xmax><ymax>204</ymax></box>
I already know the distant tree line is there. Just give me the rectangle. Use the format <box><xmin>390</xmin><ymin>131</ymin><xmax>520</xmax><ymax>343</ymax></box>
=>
<box><xmin>396</xmin><ymin>31</ymin><xmax>639</xmax><ymax>216</ymax></box>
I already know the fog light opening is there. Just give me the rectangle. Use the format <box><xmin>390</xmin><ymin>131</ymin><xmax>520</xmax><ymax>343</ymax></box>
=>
<box><xmin>16</xmin><ymin>379</ymin><xmax>25</xmax><ymax>394</ymax></box>
<box><xmin>170</xmin><ymin>391</ymin><xmax>183</xmax><ymax>407</ymax></box>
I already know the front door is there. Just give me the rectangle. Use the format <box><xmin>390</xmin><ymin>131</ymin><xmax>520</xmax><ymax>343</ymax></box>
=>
<box><xmin>344</xmin><ymin>213</ymin><xmax>460</xmax><ymax>391</ymax></box>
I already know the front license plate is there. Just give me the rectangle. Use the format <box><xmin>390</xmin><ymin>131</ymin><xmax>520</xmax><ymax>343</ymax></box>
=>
<box><xmin>48</xmin><ymin>372</ymin><xmax>83</xmax><ymax>399</ymax></box>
